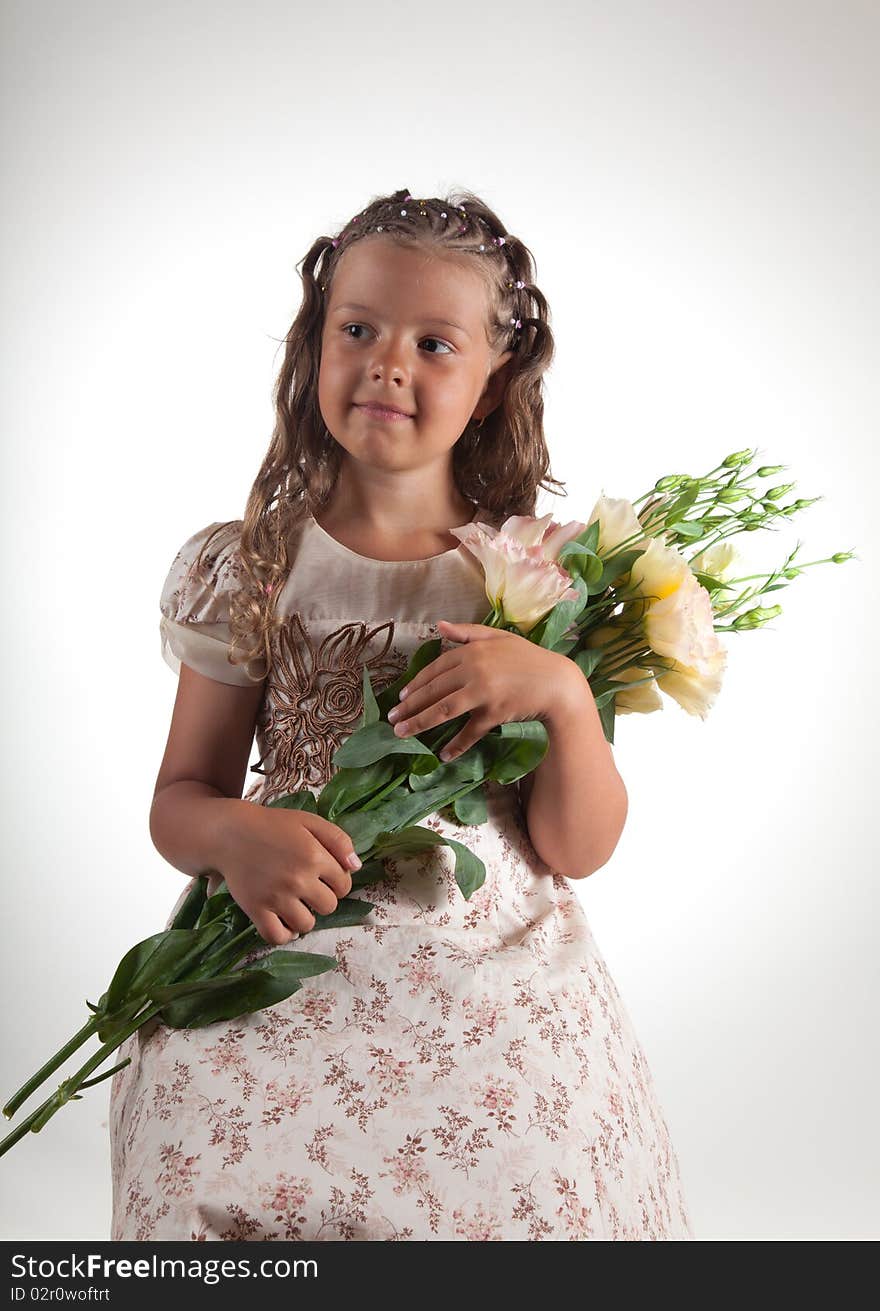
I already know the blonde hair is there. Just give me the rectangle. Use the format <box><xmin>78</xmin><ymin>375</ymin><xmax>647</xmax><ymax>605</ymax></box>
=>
<box><xmin>193</xmin><ymin>185</ymin><xmax>566</xmax><ymax>682</ymax></box>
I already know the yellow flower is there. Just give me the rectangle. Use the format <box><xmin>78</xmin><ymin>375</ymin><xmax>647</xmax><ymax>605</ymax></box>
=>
<box><xmin>628</xmin><ymin>538</ymin><xmax>728</xmax><ymax>717</ymax></box>
<box><xmin>650</xmin><ymin>651</ymin><xmax>727</xmax><ymax>720</ymax></box>
<box><xmin>449</xmin><ymin>513</ymin><xmax>585</xmax><ymax>635</ymax></box>
<box><xmin>583</xmin><ymin>624</ymin><xmax>664</xmax><ymax>715</ymax></box>
<box><xmin>608</xmin><ymin>667</ymin><xmax>664</xmax><ymax>715</ymax></box>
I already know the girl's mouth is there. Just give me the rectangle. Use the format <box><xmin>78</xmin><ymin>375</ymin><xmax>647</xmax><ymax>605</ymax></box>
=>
<box><xmin>355</xmin><ymin>403</ymin><xmax>413</xmax><ymax>422</ymax></box>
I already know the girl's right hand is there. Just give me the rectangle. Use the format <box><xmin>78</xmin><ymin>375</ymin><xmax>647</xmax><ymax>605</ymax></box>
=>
<box><xmin>215</xmin><ymin>801</ymin><xmax>361</xmax><ymax>945</ymax></box>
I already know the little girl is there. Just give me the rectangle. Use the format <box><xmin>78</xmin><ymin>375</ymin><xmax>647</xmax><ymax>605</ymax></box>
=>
<box><xmin>108</xmin><ymin>187</ymin><xmax>694</xmax><ymax>1242</ymax></box>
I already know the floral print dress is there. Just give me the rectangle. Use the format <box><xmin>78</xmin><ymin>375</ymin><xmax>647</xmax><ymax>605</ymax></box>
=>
<box><xmin>107</xmin><ymin>507</ymin><xmax>694</xmax><ymax>1241</ymax></box>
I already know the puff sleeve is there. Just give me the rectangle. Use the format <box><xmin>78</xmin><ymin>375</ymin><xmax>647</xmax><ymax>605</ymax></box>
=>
<box><xmin>159</xmin><ymin>521</ymin><xmax>264</xmax><ymax>687</ymax></box>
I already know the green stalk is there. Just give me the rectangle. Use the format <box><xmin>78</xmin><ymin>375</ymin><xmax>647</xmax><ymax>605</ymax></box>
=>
<box><xmin>4</xmin><ymin>915</ymin><xmax>256</xmax><ymax>1123</ymax></box>
<box><xmin>0</xmin><ymin>1001</ymin><xmax>161</xmax><ymax>1157</ymax></box>
<box><xmin>194</xmin><ymin>924</ymin><xmax>263</xmax><ymax>976</ymax></box>
<box><xmin>3</xmin><ymin>1014</ymin><xmax>101</xmax><ymax>1121</ymax></box>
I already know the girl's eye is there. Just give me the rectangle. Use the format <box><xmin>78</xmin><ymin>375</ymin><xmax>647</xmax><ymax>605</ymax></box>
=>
<box><xmin>342</xmin><ymin>324</ymin><xmax>453</xmax><ymax>355</ymax></box>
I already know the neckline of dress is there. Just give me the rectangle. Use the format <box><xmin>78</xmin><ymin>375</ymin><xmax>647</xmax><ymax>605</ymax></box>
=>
<box><xmin>306</xmin><ymin>504</ymin><xmax>484</xmax><ymax>565</ymax></box>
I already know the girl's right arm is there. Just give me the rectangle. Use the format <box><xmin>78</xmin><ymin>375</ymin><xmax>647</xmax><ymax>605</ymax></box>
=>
<box><xmin>150</xmin><ymin>663</ymin><xmax>361</xmax><ymax>945</ymax></box>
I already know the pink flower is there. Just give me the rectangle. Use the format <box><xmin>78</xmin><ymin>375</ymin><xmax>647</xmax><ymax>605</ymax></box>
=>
<box><xmin>449</xmin><ymin>513</ymin><xmax>585</xmax><ymax>635</ymax></box>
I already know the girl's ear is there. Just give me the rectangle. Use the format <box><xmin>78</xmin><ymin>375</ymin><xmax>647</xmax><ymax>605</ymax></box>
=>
<box><xmin>478</xmin><ymin>352</ymin><xmax>515</xmax><ymax>416</ymax></box>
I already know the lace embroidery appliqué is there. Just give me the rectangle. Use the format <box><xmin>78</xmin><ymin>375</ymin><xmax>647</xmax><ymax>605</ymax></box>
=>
<box><xmin>243</xmin><ymin>613</ymin><xmax>438</xmax><ymax>808</ymax></box>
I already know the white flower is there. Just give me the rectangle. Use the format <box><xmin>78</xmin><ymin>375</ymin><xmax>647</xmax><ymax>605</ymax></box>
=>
<box><xmin>691</xmin><ymin>539</ymin><xmax>738</xmax><ymax>582</ymax></box>
<box><xmin>585</xmin><ymin>494</ymin><xmax>649</xmax><ymax>556</ymax></box>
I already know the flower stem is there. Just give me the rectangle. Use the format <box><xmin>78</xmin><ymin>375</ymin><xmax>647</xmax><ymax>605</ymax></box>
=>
<box><xmin>3</xmin><ymin>1014</ymin><xmax>101</xmax><ymax>1121</ymax></box>
<box><xmin>0</xmin><ymin>1001</ymin><xmax>162</xmax><ymax>1157</ymax></box>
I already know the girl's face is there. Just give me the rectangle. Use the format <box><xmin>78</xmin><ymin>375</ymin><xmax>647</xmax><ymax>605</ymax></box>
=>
<box><xmin>318</xmin><ymin>237</ymin><xmax>512</xmax><ymax>476</ymax></box>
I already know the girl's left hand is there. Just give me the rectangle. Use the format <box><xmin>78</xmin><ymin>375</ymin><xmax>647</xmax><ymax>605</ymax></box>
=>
<box><xmin>386</xmin><ymin>619</ymin><xmax>578</xmax><ymax>761</ymax></box>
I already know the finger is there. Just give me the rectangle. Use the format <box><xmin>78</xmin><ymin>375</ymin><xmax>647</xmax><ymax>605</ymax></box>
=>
<box><xmin>438</xmin><ymin>713</ymin><xmax>494</xmax><ymax>761</ymax></box>
<box><xmin>281</xmin><ymin>902</ymin><xmax>316</xmax><ymax>935</ymax></box>
<box><xmin>259</xmin><ymin>913</ymin><xmax>299</xmax><ymax>947</ymax></box>
<box><xmin>300</xmin><ymin>879</ymin><xmax>340</xmax><ymax>917</ymax></box>
<box><xmin>320</xmin><ymin>864</ymin><xmax>353</xmax><ymax>898</ymax></box>
<box><xmin>393</xmin><ymin>686</ymin><xmax>474</xmax><ymax>739</ymax></box>
<box><xmin>302</xmin><ymin>814</ymin><xmax>362</xmax><ymax>875</ymax></box>
<box><xmin>388</xmin><ymin>668</ymin><xmax>463</xmax><ymax>724</ymax></box>
<box><xmin>396</xmin><ymin>652</ymin><xmax>457</xmax><ymax>704</ymax></box>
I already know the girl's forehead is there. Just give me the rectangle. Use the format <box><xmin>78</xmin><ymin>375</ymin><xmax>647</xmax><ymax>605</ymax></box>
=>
<box><xmin>328</xmin><ymin>240</ymin><xmax>491</xmax><ymax>322</ymax></box>
<box><xmin>334</xmin><ymin>238</ymin><xmax>485</xmax><ymax>292</ymax></box>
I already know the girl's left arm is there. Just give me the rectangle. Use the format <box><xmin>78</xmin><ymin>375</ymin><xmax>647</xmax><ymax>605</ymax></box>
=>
<box><xmin>518</xmin><ymin>669</ymin><xmax>628</xmax><ymax>879</ymax></box>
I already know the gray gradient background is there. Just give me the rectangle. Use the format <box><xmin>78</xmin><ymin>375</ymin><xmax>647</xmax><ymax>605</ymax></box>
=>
<box><xmin>2</xmin><ymin>0</ymin><xmax>876</xmax><ymax>1241</ymax></box>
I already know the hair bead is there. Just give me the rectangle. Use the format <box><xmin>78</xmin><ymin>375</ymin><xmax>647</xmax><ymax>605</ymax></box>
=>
<box><xmin>323</xmin><ymin>195</ymin><xmax>527</xmax><ymax>344</ymax></box>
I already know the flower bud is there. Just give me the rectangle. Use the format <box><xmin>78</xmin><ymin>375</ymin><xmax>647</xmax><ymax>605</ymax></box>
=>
<box><xmin>783</xmin><ymin>567</ymin><xmax>801</xmax><ymax>579</ymax></box>
<box><xmin>733</xmin><ymin>603</ymin><xmax>783</xmax><ymax>629</ymax></box>
<box><xmin>832</xmin><ymin>550</ymin><xmax>854</xmax><ymax>563</ymax></box>
<box><xmin>722</xmin><ymin>449</ymin><xmax>754</xmax><ymax>467</ymax></box>
<box><xmin>765</xmin><ymin>482</ymin><xmax>796</xmax><ymax>500</ymax></box>
<box><xmin>655</xmin><ymin>474</ymin><xmax>684</xmax><ymax>491</ymax></box>
<box><xmin>718</xmin><ymin>487</ymin><xmax>746</xmax><ymax>503</ymax></box>
<box><xmin>756</xmin><ymin>464</ymin><xmax>784</xmax><ymax>477</ymax></box>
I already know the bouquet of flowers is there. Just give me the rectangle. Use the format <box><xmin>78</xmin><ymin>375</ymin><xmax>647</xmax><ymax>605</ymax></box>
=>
<box><xmin>0</xmin><ymin>447</ymin><xmax>855</xmax><ymax>1158</ymax></box>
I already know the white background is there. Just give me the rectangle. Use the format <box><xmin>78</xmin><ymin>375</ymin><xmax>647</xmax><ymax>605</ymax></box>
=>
<box><xmin>2</xmin><ymin>0</ymin><xmax>876</xmax><ymax>1241</ymax></box>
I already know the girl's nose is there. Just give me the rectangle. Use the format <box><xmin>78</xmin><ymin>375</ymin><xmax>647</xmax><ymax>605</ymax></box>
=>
<box><xmin>369</xmin><ymin>342</ymin><xmax>412</xmax><ymax>381</ymax></box>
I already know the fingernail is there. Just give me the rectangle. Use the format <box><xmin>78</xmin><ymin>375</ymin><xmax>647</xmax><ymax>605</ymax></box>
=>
<box><xmin>398</xmin><ymin>687</ymin><xmax>408</xmax><ymax>700</ymax></box>
<box><xmin>387</xmin><ymin>706</ymin><xmax>400</xmax><ymax>722</ymax></box>
<box><xmin>346</xmin><ymin>852</ymin><xmax>362</xmax><ymax>870</ymax></box>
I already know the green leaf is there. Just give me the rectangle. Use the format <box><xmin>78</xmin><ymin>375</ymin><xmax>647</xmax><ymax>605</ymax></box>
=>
<box><xmin>598</xmin><ymin>695</ymin><xmax>616</xmax><ymax>743</ymax></box>
<box><xmin>169</xmin><ymin>874</ymin><xmax>210</xmax><ymax>930</ymax></box>
<box><xmin>360</xmin><ymin>664</ymin><xmax>380</xmax><ymax>726</ymax></box>
<box><xmin>332</xmin><ymin>719</ymin><xmax>437</xmax><ymax>768</ymax></box>
<box><xmin>661</xmin><ymin>482</ymin><xmax>700</xmax><ymax>523</ymax></box>
<box><xmin>555</xmin><ymin>540</ymin><xmax>599</xmax><ymax>577</ymax></box>
<box><xmin>317</xmin><ymin>756</ymin><xmax>400</xmax><ymax>820</ymax></box>
<box><xmin>96</xmin><ymin>1001</ymin><xmax>153</xmax><ymax>1046</ymax></box>
<box><xmin>533</xmin><ymin>575</ymin><xmax>590</xmax><ymax>650</ymax></box>
<box><xmin>348</xmin><ymin>857</ymin><xmax>391</xmax><ymax>890</ymax></box>
<box><xmin>153</xmin><ymin>950</ymin><xmax>340</xmax><ymax>1029</ymax></box>
<box><xmin>572</xmin><ymin>647</ymin><xmax>605</xmax><ymax>679</ymax></box>
<box><xmin>372</xmin><ymin>825</ymin><xmax>486</xmax><ymax>900</ymax></box>
<box><xmin>453</xmin><ymin>784</ymin><xmax>488</xmax><ymax>825</ymax></box>
<box><xmin>309</xmin><ymin>897</ymin><xmax>376</xmax><ymax>930</ymax></box>
<box><xmin>594</xmin><ymin>548</ymin><xmax>643</xmax><ymax>593</ymax></box>
<box><xmin>104</xmin><ymin>920</ymin><xmax>228</xmax><ymax>1012</ymax></box>
<box><xmin>564</xmin><ymin>520</ymin><xmax>600</xmax><ymax>554</ymax></box>
<box><xmin>668</xmin><ymin>520</ymin><xmax>706</xmax><ymax>538</ymax></box>
<box><xmin>407</xmin><ymin>752</ymin><xmax>444</xmax><ymax>781</ymax></box>
<box><xmin>341</xmin><ymin>803</ymin><xmax>410</xmax><ymax>853</ymax></box>
<box><xmin>370</xmin><ymin>638</ymin><xmax>443</xmax><ymax>716</ymax></box>
<box><xmin>408</xmin><ymin>745</ymin><xmax>483</xmax><ymax>792</ymax></box>
<box><xmin>194</xmin><ymin>888</ymin><xmax>243</xmax><ymax>930</ymax></box>
<box><xmin>483</xmin><ymin>720</ymin><xmax>549</xmax><ymax>785</ymax></box>
<box><xmin>268</xmin><ymin>790</ymin><xmax>319</xmax><ymax>814</ymax></box>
